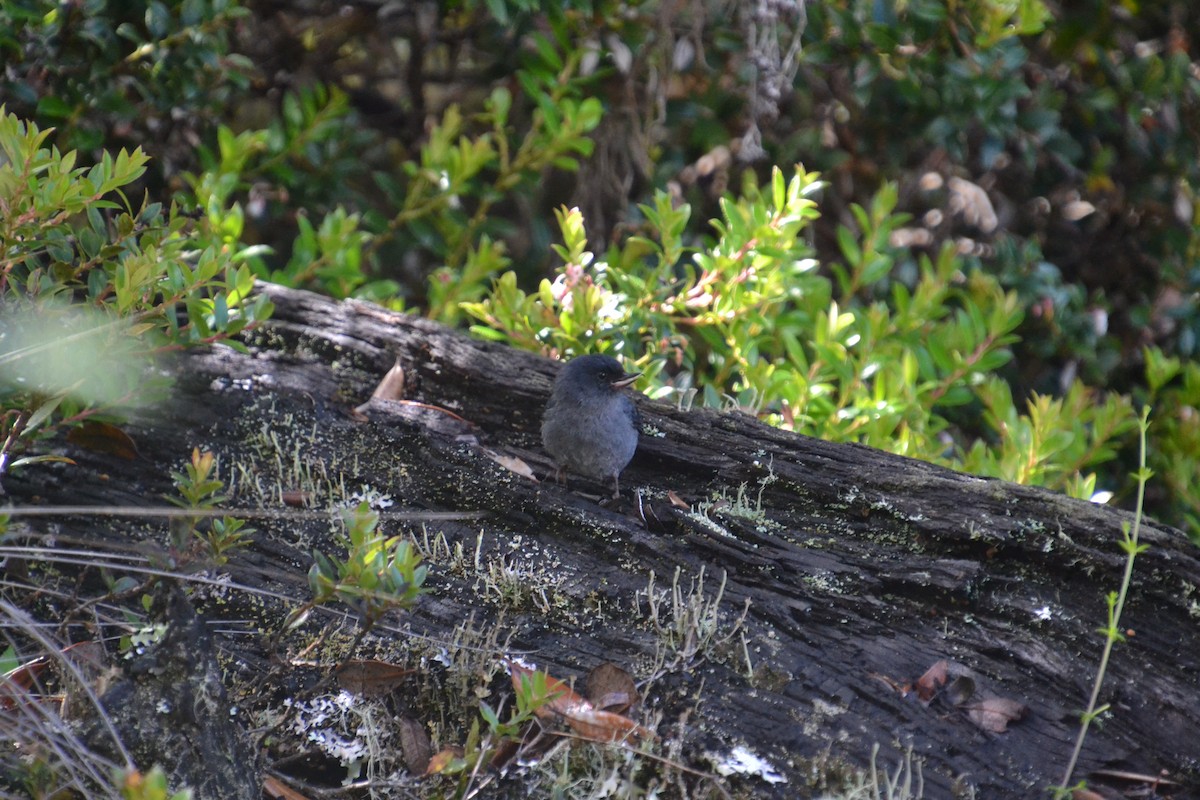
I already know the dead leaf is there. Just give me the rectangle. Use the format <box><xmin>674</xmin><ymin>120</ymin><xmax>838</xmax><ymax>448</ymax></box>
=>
<box><xmin>396</xmin><ymin>716</ymin><xmax>432</xmax><ymax>774</ymax></box>
<box><xmin>58</xmin><ymin>640</ymin><xmax>114</xmax><ymax>715</ymax></box>
<box><xmin>589</xmin><ymin>690</ymin><xmax>637</xmax><ymax>716</ymax></box>
<box><xmin>965</xmin><ymin>697</ymin><xmax>1027</xmax><ymax>733</ymax></box>
<box><xmin>560</xmin><ymin>705</ymin><xmax>654</xmax><ymax>743</ymax></box>
<box><xmin>915</xmin><ymin>659</ymin><xmax>949</xmax><ymax>703</ymax></box>
<box><xmin>484</xmin><ymin>451</ymin><xmax>538</xmax><ymax>482</ymax></box>
<box><xmin>584</xmin><ymin>662</ymin><xmax>639</xmax><ymax>714</ymax></box>
<box><xmin>508</xmin><ymin>661</ymin><xmax>654</xmax><ymax>743</ymax></box>
<box><xmin>262</xmin><ymin>775</ymin><xmax>312</xmax><ymax>800</ymax></box>
<box><xmin>667</xmin><ymin>490</ymin><xmax>689</xmax><ymax>510</ymax></box>
<box><xmin>0</xmin><ymin>644</ymin><xmax>101</xmax><ymax>700</ymax></box>
<box><xmin>424</xmin><ymin>747</ymin><xmax>464</xmax><ymax>776</ymax></box>
<box><xmin>508</xmin><ymin>660</ymin><xmax>576</xmax><ymax>721</ymax></box>
<box><xmin>335</xmin><ymin>659</ymin><xmax>414</xmax><ymax>697</ymax></box>
<box><xmin>67</xmin><ymin>421</ymin><xmax>139</xmax><ymax>459</ymax></box>
<box><xmin>370</xmin><ymin>359</ymin><xmax>406</xmax><ymax>402</ymax></box>
<box><xmin>0</xmin><ymin>656</ymin><xmax>49</xmax><ymax>709</ymax></box>
<box><xmin>488</xmin><ymin>735</ymin><xmax>524</xmax><ymax>771</ymax></box>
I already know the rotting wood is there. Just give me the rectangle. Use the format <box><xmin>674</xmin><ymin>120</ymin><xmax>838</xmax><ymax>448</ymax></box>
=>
<box><xmin>5</xmin><ymin>282</ymin><xmax>1198</xmax><ymax>799</ymax></box>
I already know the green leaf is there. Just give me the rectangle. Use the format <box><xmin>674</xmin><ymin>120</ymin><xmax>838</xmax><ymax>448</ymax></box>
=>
<box><xmin>531</xmin><ymin>33</ymin><xmax>563</xmax><ymax>72</ymax></box>
<box><xmin>836</xmin><ymin>226</ymin><xmax>861</xmax><ymax>267</ymax></box>
<box><xmin>145</xmin><ymin>2</ymin><xmax>171</xmax><ymax>39</ymax></box>
<box><xmin>23</xmin><ymin>393</ymin><xmax>69</xmax><ymax>434</ymax></box>
<box><xmin>35</xmin><ymin>95</ymin><xmax>72</xmax><ymax>121</ymax></box>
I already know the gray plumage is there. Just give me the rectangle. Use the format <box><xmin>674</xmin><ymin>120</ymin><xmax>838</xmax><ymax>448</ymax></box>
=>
<box><xmin>541</xmin><ymin>354</ymin><xmax>641</xmax><ymax>498</ymax></box>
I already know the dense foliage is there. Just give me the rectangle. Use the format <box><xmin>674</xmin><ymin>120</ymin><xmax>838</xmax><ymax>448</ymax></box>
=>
<box><xmin>2</xmin><ymin>0</ymin><xmax>1199</xmax><ymax>537</ymax></box>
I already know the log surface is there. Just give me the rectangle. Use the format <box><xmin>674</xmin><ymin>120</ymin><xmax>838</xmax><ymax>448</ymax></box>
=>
<box><xmin>7</xmin><ymin>283</ymin><xmax>1199</xmax><ymax>799</ymax></box>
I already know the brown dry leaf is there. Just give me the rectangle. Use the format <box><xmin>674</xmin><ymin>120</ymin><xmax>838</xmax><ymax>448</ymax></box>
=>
<box><xmin>424</xmin><ymin>747</ymin><xmax>464</xmax><ymax>776</ymax></box>
<box><xmin>488</xmin><ymin>722</ymin><xmax>559</xmax><ymax>771</ymax></box>
<box><xmin>370</xmin><ymin>360</ymin><xmax>407</xmax><ymax>402</ymax></box>
<box><xmin>0</xmin><ymin>656</ymin><xmax>49</xmax><ymax>709</ymax></box>
<box><xmin>915</xmin><ymin>659</ymin><xmax>949</xmax><ymax>703</ymax></box>
<box><xmin>335</xmin><ymin>659</ymin><xmax>414</xmax><ymax>697</ymax></box>
<box><xmin>358</xmin><ymin>359</ymin><xmax>479</xmax><ymax>437</ymax></box>
<box><xmin>666</xmin><ymin>490</ymin><xmax>689</xmax><ymax>510</ymax></box>
<box><xmin>584</xmin><ymin>662</ymin><xmax>639</xmax><ymax>714</ymax></box>
<box><xmin>509</xmin><ymin>661</ymin><xmax>654</xmax><ymax>743</ymax></box>
<box><xmin>66</xmin><ymin>421</ymin><xmax>138</xmax><ymax>459</ymax></box>
<box><xmin>485</xmin><ymin>451</ymin><xmax>539</xmax><ymax>482</ymax></box>
<box><xmin>262</xmin><ymin>775</ymin><xmax>312</xmax><ymax>800</ymax></box>
<box><xmin>508</xmin><ymin>661</ymin><xmax>579</xmax><ymax>721</ymax></box>
<box><xmin>488</xmin><ymin>735</ymin><xmax>524</xmax><ymax>771</ymax></box>
<box><xmin>589</xmin><ymin>689</ymin><xmax>639</xmax><ymax>715</ymax></box>
<box><xmin>560</xmin><ymin>705</ymin><xmax>655</xmax><ymax>744</ymax></box>
<box><xmin>1068</xmin><ymin>788</ymin><xmax>1105</xmax><ymax>800</ymax></box>
<box><xmin>396</xmin><ymin>716</ymin><xmax>432</xmax><ymax>775</ymax></box>
<box><xmin>965</xmin><ymin>697</ymin><xmax>1027</xmax><ymax>733</ymax></box>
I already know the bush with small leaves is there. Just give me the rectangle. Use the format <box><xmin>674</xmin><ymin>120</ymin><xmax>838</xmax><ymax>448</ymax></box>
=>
<box><xmin>0</xmin><ymin>109</ymin><xmax>273</xmax><ymax>482</ymax></box>
<box><xmin>467</xmin><ymin>166</ymin><xmax>1138</xmax><ymax>502</ymax></box>
<box><xmin>299</xmin><ymin>504</ymin><xmax>427</xmax><ymax>629</ymax></box>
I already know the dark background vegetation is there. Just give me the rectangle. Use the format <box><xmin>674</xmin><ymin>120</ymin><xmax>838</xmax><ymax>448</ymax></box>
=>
<box><xmin>4</xmin><ymin>2</ymin><xmax>1200</xmax><ymax>798</ymax></box>
<box><xmin>2</xmin><ymin>0</ymin><xmax>1199</xmax><ymax>530</ymax></box>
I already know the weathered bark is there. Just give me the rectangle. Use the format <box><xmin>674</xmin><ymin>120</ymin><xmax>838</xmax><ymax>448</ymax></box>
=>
<box><xmin>5</xmin><ymin>283</ymin><xmax>1199</xmax><ymax>799</ymax></box>
<box><xmin>81</xmin><ymin>582</ymin><xmax>262</xmax><ymax>799</ymax></box>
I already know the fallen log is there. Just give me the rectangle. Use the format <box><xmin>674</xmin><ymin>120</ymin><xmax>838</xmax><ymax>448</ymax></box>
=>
<box><xmin>4</xmin><ymin>282</ymin><xmax>1197</xmax><ymax>799</ymax></box>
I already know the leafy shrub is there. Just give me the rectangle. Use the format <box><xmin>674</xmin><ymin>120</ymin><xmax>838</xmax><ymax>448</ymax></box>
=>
<box><xmin>0</xmin><ymin>109</ymin><xmax>272</xmax><ymax>478</ymax></box>
<box><xmin>1140</xmin><ymin>348</ymin><xmax>1200</xmax><ymax>535</ymax></box>
<box><xmin>183</xmin><ymin>89</ymin><xmax>381</xmax><ymax>301</ymax></box>
<box><xmin>7</xmin><ymin>0</ymin><xmax>1200</xmax><ymax>538</ymax></box>
<box><xmin>466</xmin><ymin>167</ymin><xmax>1136</xmax><ymax>499</ymax></box>
<box><xmin>0</xmin><ymin>0</ymin><xmax>251</xmax><ymax>164</ymax></box>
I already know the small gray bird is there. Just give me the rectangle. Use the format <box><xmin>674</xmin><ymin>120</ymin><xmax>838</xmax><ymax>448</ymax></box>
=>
<box><xmin>542</xmin><ymin>354</ymin><xmax>641</xmax><ymax>499</ymax></box>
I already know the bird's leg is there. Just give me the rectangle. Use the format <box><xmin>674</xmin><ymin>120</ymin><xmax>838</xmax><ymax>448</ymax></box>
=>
<box><xmin>554</xmin><ymin>465</ymin><xmax>568</xmax><ymax>487</ymax></box>
<box><xmin>611</xmin><ymin>473</ymin><xmax>621</xmax><ymax>500</ymax></box>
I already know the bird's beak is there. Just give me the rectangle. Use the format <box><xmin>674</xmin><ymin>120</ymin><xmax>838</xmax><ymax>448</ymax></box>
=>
<box><xmin>612</xmin><ymin>371</ymin><xmax>641</xmax><ymax>389</ymax></box>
